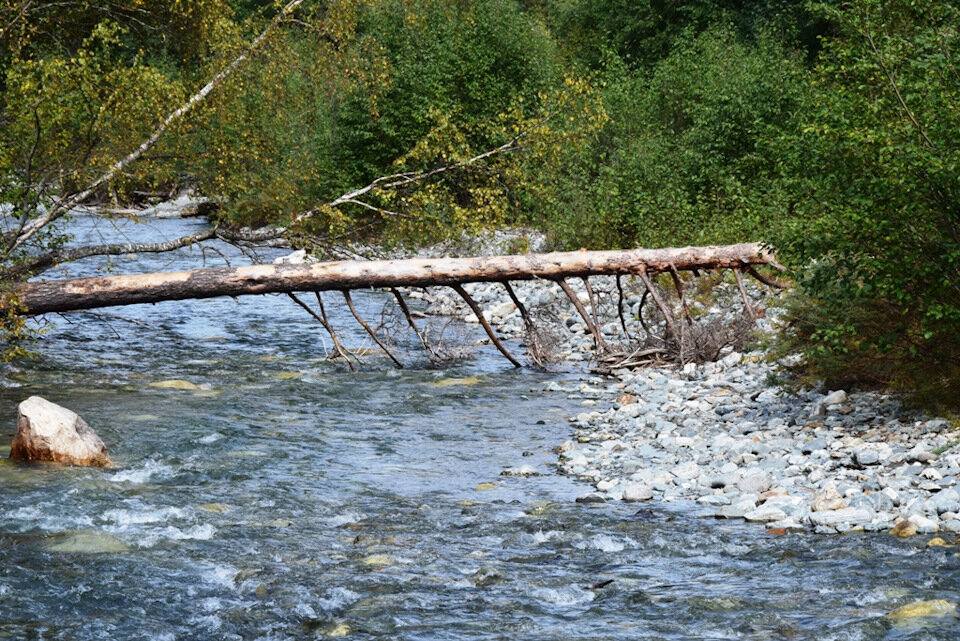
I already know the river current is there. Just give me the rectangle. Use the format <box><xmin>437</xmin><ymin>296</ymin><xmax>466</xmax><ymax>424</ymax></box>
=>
<box><xmin>1</xmin><ymin>215</ymin><xmax>959</xmax><ymax>640</ymax></box>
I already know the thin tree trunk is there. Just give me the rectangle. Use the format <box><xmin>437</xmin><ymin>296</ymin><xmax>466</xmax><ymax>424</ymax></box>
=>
<box><xmin>5</xmin><ymin>0</ymin><xmax>305</xmax><ymax>253</ymax></box>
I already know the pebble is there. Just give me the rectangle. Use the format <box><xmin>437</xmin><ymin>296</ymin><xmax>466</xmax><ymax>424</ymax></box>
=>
<box><xmin>890</xmin><ymin>519</ymin><xmax>918</xmax><ymax>538</ymax></box>
<box><xmin>744</xmin><ymin>506</ymin><xmax>787</xmax><ymax>523</ymax></box>
<box><xmin>419</xmin><ymin>259</ymin><xmax>957</xmax><ymax>536</ymax></box>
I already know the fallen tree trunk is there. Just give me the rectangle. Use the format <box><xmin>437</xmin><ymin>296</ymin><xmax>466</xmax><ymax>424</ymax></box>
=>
<box><xmin>13</xmin><ymin>243</ymin><xmax>776</xmax><ymax>316</ymax></box>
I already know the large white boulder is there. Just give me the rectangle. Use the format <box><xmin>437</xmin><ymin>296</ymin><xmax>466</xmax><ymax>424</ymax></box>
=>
<box><xmin>10</xmin><ymin>396</ymin><xmax>111</xmax><ymax>467</ymax></box>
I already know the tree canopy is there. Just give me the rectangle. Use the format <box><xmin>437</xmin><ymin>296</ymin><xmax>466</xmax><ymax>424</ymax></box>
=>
<box><xmin>2</xmin><ymin>0</ymin><xmax>958</xmax><ymax>407</ymax></box>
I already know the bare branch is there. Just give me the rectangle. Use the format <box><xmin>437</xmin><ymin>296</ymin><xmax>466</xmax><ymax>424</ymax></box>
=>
<box><xmin>294</xmin><ymin>136</ymin><xmax>522</xmax><ymax>225</ymax></box>
<box><xmin>341</xmin><ymin>289</ymin><xmax>403</xmax><ymax>368</ymax></box>
<box><xmin>287</xmin><ymin>291</ymin><xmax>356</xmax><ymax>370</ymax></box>
<box><xmin>557</xmin><ymin>278</ymin><xmax>607</xmax><ymax>351</ymax></box>
<box><xmin>863</xmin><ymin>26</ymin><xmax>935</xmax><ymax>148</ymax></box>
<box><xmin>451</xmin><ymin>283</ymin><xmax>521</xmax><ymax>367</ymax></box>
<box><xmin>732</xmin><ymin>267</ymin><xmax>757</xmax><ymax>320</ymax></box>
<box><xmin>4</xmin><ymin>228</ymin><xmax>218</xmax><ymax>279</ymax></box>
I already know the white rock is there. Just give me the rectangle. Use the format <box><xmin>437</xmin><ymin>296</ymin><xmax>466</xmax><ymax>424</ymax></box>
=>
<box><xmin>621</xmin><ymin>484</ymin><xmax>654</xmax><ymax>502</ymax></box>
<box><xmin>672</xmin><ymin>461</ymin><xmax>701</xmax><ymax>480</ymax></box>
<box><xmin>921</xmin><ymin>467</ymin><xmax>944</xmax><ymax>481</ymax></box>
<box><xmin>490</xmin><ymin>301</ymin><xmax>516</xmax><ymax>319</ymax></box>
<box><xmin>722</xmin><ymin>352</ymin><xmax>742</xmax><ymax>368</ymax></box>
<box><xmin>823</xmin><ymin>390</ymin><xmax>848</xmax><ymax>406</ymax></box>
<box><xmin>273</xmin><ymin>249</ymin><xmax>316</xmax><ymax>265</ymax></box>
<box><xmin>882</xmin><ymin>487</ymin><xmax>901</xmax><ymax>506</ymax></box>
<box><xmin>744</xmin><ymin>506</ymin><xmax>787</xmax><ymax>522</ymax></box>
<box><xmin>808</xmin><ymin>508</ymin><xmax>873</xmax><ymax>528</ymax></box>
<box><xmin>10</xmin><ymin>396</ymin><xmax>110</xmax><ymax>467</ymax></box>
<box><xmin>596</xmin><ymin>479</ymin><xmax>618</xmax><ymax>491</ymax></box>
<box><xmin>908</xmin><ymin>514</ymin><xmax>940</xmax><ymax>533</ymax></box>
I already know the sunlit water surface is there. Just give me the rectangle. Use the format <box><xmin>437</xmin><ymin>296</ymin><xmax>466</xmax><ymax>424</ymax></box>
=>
<box><xmin>1</xmin><ymin>216</ymin><xmax>959</xmax><ymax>640</ymax></box>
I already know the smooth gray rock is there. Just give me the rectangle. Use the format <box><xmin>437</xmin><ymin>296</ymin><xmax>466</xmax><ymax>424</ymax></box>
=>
<box><xmin>802</xmin><ymin>438</ymin><xmax>827</xmax><ymax>455</ymax></box>
<box><xmin>854</xmin><ymin>449</ymin><xmax>880</xmax><ymax>466</ymax></box>
<box><xmin>943</xmin><ymin>520</ymin><xmax>960</xmax><ymax>534</ymax></box>
<box><xmin>934</xmin><ymin>488</ymin><xmax>960</xmax><ymax>515</ymax></box>
<box><xmin>672</xmin><ymin>461</ymin><xmax>701</xmax><ymax>480</ymax></box>
<box><xmin>715</xmin><ymin>502</ymin><xmax>754</xmax><ymax>519</ymax></box>
<box><xmin>737</xmin><ymin>473</ymin><xmax>773</xmax><ymax>494</ymax></box>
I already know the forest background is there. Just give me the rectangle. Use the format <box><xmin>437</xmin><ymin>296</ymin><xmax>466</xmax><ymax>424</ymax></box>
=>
<box><xmin>1</xmin><ymin>0</ymin><xmax>958</xmax><ymax>409</ymax></box>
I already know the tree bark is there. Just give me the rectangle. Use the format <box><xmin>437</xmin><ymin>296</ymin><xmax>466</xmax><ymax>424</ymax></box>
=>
<box><xmin>13</xmin><ymin>243</ymin><xmax>775</xmax><ymax>316</ymax></box>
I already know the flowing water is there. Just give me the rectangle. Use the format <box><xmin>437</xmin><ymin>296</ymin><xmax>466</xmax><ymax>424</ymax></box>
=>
<box><xmin>1</xmin><ymin>216</ymin><xmax>959</xmax><ymax>640</ymax></box>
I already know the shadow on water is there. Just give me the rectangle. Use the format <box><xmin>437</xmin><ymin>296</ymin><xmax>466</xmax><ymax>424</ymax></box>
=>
<box><xmin>1</xmin><ymin>216</ymin><xmax>959</xmax><ymax>639</ymax></box>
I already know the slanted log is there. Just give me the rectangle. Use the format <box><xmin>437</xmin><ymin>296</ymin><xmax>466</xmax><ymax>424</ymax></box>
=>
<box><xmin>13</xmin><ymin>243</ymin><xmax>774</xmax><ymax>316</ymax></box>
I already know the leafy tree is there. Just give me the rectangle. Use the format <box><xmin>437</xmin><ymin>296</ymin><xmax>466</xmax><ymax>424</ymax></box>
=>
<box><xmin>546</xmin><ymin>0</ymin><xmax>825</xmax><ymax>70</ymax></box>
<box><xmin>771</xmin><ymin>0</ymin><xmax>960</xmax><ymax>407</ymax></box>
<box><xmin>534</xmin><ymin>26</ymin><xmax>807</xmax><ymax>249</ymax></box>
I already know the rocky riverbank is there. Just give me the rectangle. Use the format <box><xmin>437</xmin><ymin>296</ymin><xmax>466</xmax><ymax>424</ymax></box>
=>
<box><xmin>410</xmin><ymin>249</ymin><xmax>959</xmax><ymax>537</ymax></box>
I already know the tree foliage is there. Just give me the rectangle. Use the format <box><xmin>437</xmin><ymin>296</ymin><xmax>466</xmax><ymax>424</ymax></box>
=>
<box><xmin>770</xmin><ymin>0</ymin><xmax>960</xmax><ymax>407</ymax></box>
<box><xmin>2</xmin><ymin>0</ymin><xmax>959</xmax><ymax>406</ymax></box>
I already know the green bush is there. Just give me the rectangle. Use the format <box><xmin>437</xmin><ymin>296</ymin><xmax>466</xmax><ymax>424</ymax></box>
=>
<box><xmin>534</xmin><ymin>26</ymin><xmax>807</xmax><ymax>250</ymax></box>
<box><xmin>771</xmin><ymin>0</ymin><xmax>960</xmax><ymax>409</ymax></box>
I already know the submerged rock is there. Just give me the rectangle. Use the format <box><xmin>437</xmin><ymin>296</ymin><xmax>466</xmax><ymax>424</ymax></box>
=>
<box><xmin>10</xmin><ymin>396</ymin><xmax>111</xmax><ymax>467</ymax></box>
<box><xmin>45</xmin><ymin>530</ymin><xmax>128</xmax><ymax>554</ymax></box>
<box><xmin>148</xmin><ymin>379</ymin><xmax>203</xmax><ymax>391</ymax></box>
<box><xmin>887</xmin><ymin>599</ymin><xmax>958</xmax><ymax>619</ymax></box>
<box><xmin>501</xmin><ymin>465</ymin><xmax>538</xmax><ymax>477</ymax></box>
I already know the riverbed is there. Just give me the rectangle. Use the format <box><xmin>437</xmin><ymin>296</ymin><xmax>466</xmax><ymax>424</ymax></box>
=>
<box><xmin>2</xmin><ymin>215</ymin><xmax>959</xmax><ymax>640</ymax></box>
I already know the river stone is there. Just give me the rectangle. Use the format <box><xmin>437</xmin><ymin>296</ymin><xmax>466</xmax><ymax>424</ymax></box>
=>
<box><xmin>943</xmin><ymin>521</ymin><xmax>960</xmax><ymax>534</ymax></box>
<box><xmin>908</xmin><ymin>514</ymin><xmax>940</xmax><ymax>533</ymax></box>
<box><xmin>10</xmin><ymin>396</ymin><xmax>111</xmax><ymax>467</ymax></box>
<box><xmin>672</xmin><ymin>461</ymin><xmax>700</xmax><ymax>480</ymax></box>
<box><xmin>887</xmin><ymin>600</ymin><xmax>958</xmax><ymax>620</ymax></box>
<box><xmin>744</xmin><ymin>506</ymin><xmax>787</xmax><ymax>523</ymax></box>
<box><xmin>715</xmin><ymin>501</ymin><xmax>755</xmax><ymax>519</ymax></box>
<box><xmin>854</xmin><ymin>448</ymin><xmax>881</xmax><ymax>466</ymax></box>
<box><xmin>576</xmin><ymin>493</ymin><xmax>608</xmax><ymax>504</ymax></box>
<box><xmin>696</xmin><ymin>494</ymin><xmax>730</xmax><ymax>506</ymax></box>
<box><xmin>501</xmin><ymin>465</ymin><xmax>538</xmax><ymax>477</ymax></box>
<box><xmin>934</xmin><ymin>488</ymin><xmax>960</xmax><ymax>514</ymax></box>
<box><xmin>45</xmin><ymin>530</ymin><xmax>129</xmax><ymax>554</ymax></box>
<box><xmin>823</xmin><ymin>390</ymin><xmax>847</xmax><ymax>406</ymax></box>
<box><xmin>890</xmin><ymin>519</ymin><xmax>918</xmax><ymax>538</ymax></box>
<box><xmin>621</xmin><ymin>484</ymin><xmax>654</xmax><ymax>502</ymax></box>
<box><xmin>808</xmin><ymin>508</ymin><xmax>873</xmax><ymax>528</ymax></box>
<box><xmin>737</xmin><ymin>473</ymin><xmax>772</xmax><ymax>494</ymax></box>
<box><xmin>148</xmin><ymin>379</ymin><xmax>203</xmax><ymax>390</ymax></box>
<box><xmin>801</xmin><ymin>438</ymin><xmax>827</xmax><ymax>455</ymax></box>
<box><xmin>811</xmin><ymin>482</ymin><xmax>846</xmax><ymax>512</ymax></box>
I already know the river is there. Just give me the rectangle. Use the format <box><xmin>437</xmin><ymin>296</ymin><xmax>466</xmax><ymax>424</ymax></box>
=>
<box><xmin>1</xmin><ymin>215</ymin><xmax>958</xmax><ymax>640</ymax></box>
